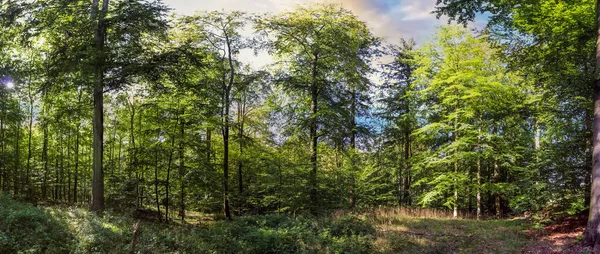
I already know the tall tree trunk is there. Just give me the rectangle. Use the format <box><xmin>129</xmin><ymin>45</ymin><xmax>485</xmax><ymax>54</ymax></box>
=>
<box><xmin>0</xmin><ymin>110</ymin><xmax>5</xmax><ymax>192</ymax></box>
<box><xmin>206</xmin><ymin>128</ymin><xmax>211</xmax><ymax>163</ymax></box>
<box><xmin>165</xmin><ymin>136</ymin><xmax>175</xmax><ymax>222</ymax></box>
<box><xmin>25</xmin><ymin>90</ymin><xmax>33</xmax><ymax>197</ymax></box>
<box><xmin>237</xmin><ymin>98</ymin><xmax>244</xmax><ymax>197</ymax></box>
<box><xmin>91</xmin><ymin>0</ymin><xmax>109</xmax><ymax>212</ymax></box>
<box><xmin>0</xmin><ymin>103</ymin><xmax>3</xmax><ymax>192</ymax></box>
<box><xmin>60</xmin><ymin>134</ymin><xmax>65</xmax><ymax>201</ymax></box>
<box><xmin>14</xmin><ymin>124</ymin><xmax>20</xmax><ymax>196</ymax></box>
<box><xmin>73</xmin><ymin>89</ymin><xmax>82</xmax><ymax>204</ymax></box>
<box><xmin>165</xmin><ymin>107</ymin><xmax>178</xmax><ymax>222</ymax></box>
<box><xmin>222</xmin><ymin>33</ymin><xmax>234</xmax><ymax>220</ymax></box>
<box><xmin>179</xmin><ymin>109</ymin><xmax>185</xmax><ymax>224</ymax></box>
<box><xmin>404</xmin><ymin>115</ymin><xmax>411</xmax><ymax>206</ymax></box>
<box><xmin>309</xmin><ymin>53</ymin><xmax>319</xmax><ymax>214</ymax></box>
<box><xmin>154</xmin><ymin>109</ymin><xmax>162</xmax><ymax>222</ymax></box>
<box><xmin>585</xmin><ymin>1</ymin><xmax>600</xmax><ymax>247</ymax></box>
<box><xmin>74</xmin><ymin>123</ymin><xmax>80</xmax><ymax>203</ymax></box>
<box><xmin>476</xmin><ymin>125</ymin><xmax>482</xmax><ymax>220</ymax></box>
<box><xmin>349</xmin><ymin>89</ymin><xmax>356</xmax><ymax>208</ymax></box>
<box><xmin>67</xmin><ymin>133</ymin><xmax>71</xmax><ymax>203</ymax></box>
<box><xmin>54</xmin><ymin>157</ymin><xmax>59</xmax><ymax>200</ymax></box>
<box><xmin>494</xmin><ymin>159</ymin><xmax>501</xmax><ymax>218</ymax></box>
<box><xmin>129</xmin><ymin>99</ymin><xmax>137</xmax><ymax>205</ymax></box>
<box><xmin>453</xmin><ymin>117</ymin><xmax>459</xmax><ymax>218</ymax></box>
<box><xmin>42</xmin><ymin>97</ymin><xmax>49</xmax><ymax>199</ymax></box>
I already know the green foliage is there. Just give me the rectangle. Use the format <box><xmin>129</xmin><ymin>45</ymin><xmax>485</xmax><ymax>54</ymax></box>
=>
<box><xmin>0</xmin><ymin>195</ymin><xmax>72</xmax><ymax>253</ymax></box>
<box><xmin>0</xmin><ymin>196</ymin><xmax>376</xmax><ymax>253</ymax></box>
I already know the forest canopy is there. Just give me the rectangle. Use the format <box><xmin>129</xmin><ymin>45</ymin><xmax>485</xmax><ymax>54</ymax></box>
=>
<box><xmin>0</xmin><ymin>0</ymin><xmax>595</xmax><ymax>228</ymax></box>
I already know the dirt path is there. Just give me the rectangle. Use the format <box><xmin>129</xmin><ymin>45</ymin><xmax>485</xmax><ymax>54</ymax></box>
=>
<box><xmin>523</xmin><ymin>215</ymin><xmax>590</xmax><ymax>254</ymax></box>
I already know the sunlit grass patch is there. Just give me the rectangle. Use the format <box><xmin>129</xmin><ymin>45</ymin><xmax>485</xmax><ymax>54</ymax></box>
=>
<box><xmin>369</xmin><ymin>210</ymin><xmax>533</xmax><ymax>254</ymax></box>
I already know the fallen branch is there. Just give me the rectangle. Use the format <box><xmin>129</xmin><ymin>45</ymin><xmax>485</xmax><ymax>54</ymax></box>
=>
<box><xmin>130</xmin><ymin>220</ymin><xmax>140</xmax><ymax>254</ymax></box>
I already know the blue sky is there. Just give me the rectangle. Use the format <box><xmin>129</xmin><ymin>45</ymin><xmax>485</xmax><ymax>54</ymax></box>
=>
<box><xmin>162</xmin><ymin>0</ymin><xmax>487</xmax><ymax>68</ymax></box>
<box><xmin>162</xmin><ymin>0</ymin><xmax>486</xmax><ymax>43</ymax></box>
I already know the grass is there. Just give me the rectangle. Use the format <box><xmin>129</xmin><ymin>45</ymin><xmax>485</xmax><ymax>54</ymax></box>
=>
<box><xmin>0</xmin><ymin>195</ymin><xmax>536</xmax><ymax>253</ymax></box>
<box><xmin>368</xmin><ymin>209</ymin><xmax>534</xmax><ymax>253</ymax></box>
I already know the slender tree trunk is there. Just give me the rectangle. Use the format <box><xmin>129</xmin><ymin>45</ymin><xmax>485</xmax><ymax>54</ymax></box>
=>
<box><xmin>309</xmin><ymin>53</ymin><xmax>319</xmax><ymax>214</ymax></box>
<box><xmin>222</xmin><ymin>33</ymin><xmax>234</xmax><ymax>220</ymax></box>
<box><xmin>110</xmin><ymin>110</ymin><xmax>118</xmax><ymax>178</ymax></box>
<box><xmin>476</xmin><ymin>126</ymin><xmax>482</xmax><ymax>220</ymax></box>
<box><xmin>154</xmin><ymin>109</ymin><xmax>162</xmax><ymax>222</ymax></box>
<box><xmin>60</xmin><ymin>134</ymin><xmax>65</xmax><ymax>201</ymax></box>
<box><xmin>67</xmin><ymin>133</ymin><xmax>72</xmax><ymax>203</ymax></box>
<box><xmin>74</xmin><ymin>123</ymin><xmax>80</xmax><ymax>203</ymax></box>
<box><xmin>179</xmin><ymin>109</ymin><xmax>185</xmax><ymax>224</ymax></box>
<box><xmin>25</xmin><ymin>90</ymin><xmax>33</xmax><ymax>197</ymax></box>
<box><xmin>349</xmin><ymin>89</ymin><xmax>356</xmax><ymax>208</ymax></box>
<box><xmin>54</xmin><ymin>158</ymin><xmax>59</xmax><ymax>200</ymax></box>
<box><xmin>91</xmin><ymin>0</ymin><xmax>109</xmax><ymax>212</ymax></box>
<box><xmin>165</xmin><ymin>107</ymin><xmax>178</xmax><ymax>222</ymax></box>
<box><xmin>165</xmin><ymin>137</ymin><xmax>175</xmax><ymax>222</ymax></box>
<box><xmin>129</xmin><ymin>100</ymin><xmax>137</xmax><ymax>205</ymax></box>
<box><xmin>13</xmin><ymin>122</ymin><xmax>20</xmax><ymax>196</ymax></box>
<box><xmin>206</xmin><ymin>128</ymin><xmax>211</xmax><ymax>163</ymax></box>
<box><xmin>494</xmin><ymin>159</ymin><xmax>501</xmax><ymax>218</ymax></box>
<box><xmin>237</xmin><ymin>99</ymin><xmax>244</xmax><ymax>196</ymax></box>
<box><xmin>42</xmin><ymin>98</ymin><xmax>49</xmax><ymax>199</ymax></box>
<box><xmin>0</xmin><ymin>103</ymin><xmax>3</xmax><ymax>192</ymax></box>
<box><xmin>73</xmin><ymin>89</ymin><xmax>82</xmax><ymax>204</ymax></box>
<box><xmin>0</xmin><ymin>109</ymin><xmax>4</xmax><ymax>192</ymax></box>
<box><xmin>404</xmin><ymin>114</ymin><xmax>411</xmax><ymax>206</ymax></box>
<box><xmin>453</xmin><ymin>117</ymin><xmax>459</xmax><ymax>218</ymax></box>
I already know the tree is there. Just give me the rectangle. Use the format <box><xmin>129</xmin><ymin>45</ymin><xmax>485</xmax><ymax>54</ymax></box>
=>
<box><xmin>257</xmin><ymin>4</ymin><xmax>377</xmax><ymax>213</ymax></box>
<box><xmin>435</xmin><ymin>0</ymin><xmax>599</xmax><ymax>241</ymax></box>
<box><xmin>184</xmin><ymin>11</ymin><xmax>247</xmax><ymax>220</ymax></box>
<box><xmin>411</xmin><ymin>26</ymin><xmax>524</xmax><ymax>218</ymax></box>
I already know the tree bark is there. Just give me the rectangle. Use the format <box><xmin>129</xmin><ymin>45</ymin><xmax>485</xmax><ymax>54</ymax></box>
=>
<box><xmin>14</xmin><ymin>124</ymin><xmax>20</xmax><ymax>196</ymax></box>
<box><xmin>154</xmin><ymin>109</ymin><xmax>162</xmax><ymax>222</ymax></box>
<box><xmin>494</xmin><ymin>159</ymin><xmax>501</xmax><ymax>218</ymax></box>
<box><xmin>25</xmin><ymin>86</ymin><xmax>33</xmax><ymax>197</ymax></box>
<box><xmin>476</xmin><ymin>127</ymin><xmax>482</xmax><ymax>220</ymax></box>
<box><xmin>309</xmin><ymin>53</ymin><xmax>319</xmax><ymax>214</ymax></box>
<box><xmin>585</xmin><ymin>1</ymin><xmax>600</xmax><ymax>247</ymax></box>
<box><xmin>42</xmin><ymin>93</ymin><xmax>49</xmax><ymax>200</ymax></box>
<box><xmin>237</xmin><ymin>96</ymin><xmax>244</xmax><ymax>197</ymax></box>
<box><xmin>453</xmin><ymin>116</ymin><xmax>459</xmax><ymax>218</ymax></box>
<box><xmin>179</xmin><ymin>109</ymin><xmax>185</xmax><ymax>224</ymax></box>
<box><xmin>91</xmin><ymin>0</ymin><xmax>109</xmax><ymax>212</ymax></box>
<box><xmin>165</xmin><ymin>135</ymin><xmax>175</xmax><ymax>222</ymax></box>
<box><xmin>221</xmin><ymin>32</ymin><xmax>234</xmax><ymax>220</ymax></box>
<box><xmin>349</xmin><ymin>89</ymin><xmax>356</xmax><ymax>208</ymax></box>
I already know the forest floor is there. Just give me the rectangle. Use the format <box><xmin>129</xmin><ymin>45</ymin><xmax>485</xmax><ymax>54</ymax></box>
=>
<box><xmin>522</xmin><ymin>215</ymin><xmax>589</xmax><ymax>254</ymax></box>
<box><xmin>0</xmin><ymin>195</ymin><xmax>591</xmax><ymax>253</ymax></box>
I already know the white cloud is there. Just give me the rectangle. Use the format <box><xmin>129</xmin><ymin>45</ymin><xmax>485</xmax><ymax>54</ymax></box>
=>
<box><xmin>161</xmin><ymin>0</ymin><xmax>484</xmax><ymax>67</ymax></box>
<box><xmin>162</xmin><ymin>0</ymin><xmax>449</xmax><ymax>43</ymax></box>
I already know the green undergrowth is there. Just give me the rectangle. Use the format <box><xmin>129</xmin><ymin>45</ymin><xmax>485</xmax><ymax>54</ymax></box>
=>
<box><xmin>0</xmin><ymin>195</ymin><xmax>375</xmax><ymax>253</ymax></box>
<box><xmin>0</xmin><ymin>195</ymin><xmax>537</xmax><ymax>253</ymax></box>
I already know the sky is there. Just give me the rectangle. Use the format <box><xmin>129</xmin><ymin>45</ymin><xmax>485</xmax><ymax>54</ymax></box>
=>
<box><xmin>163</xmin><ymin>0</ymin><xmax>456</xmax><ymax>43</ymax></box>
<box><xmin>161</xmin><ymin>0</ymin><xmax>487</xmax><ymax>68</ymax></box>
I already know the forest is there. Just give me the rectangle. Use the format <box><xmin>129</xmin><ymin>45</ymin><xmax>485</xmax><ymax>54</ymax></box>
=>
<box><xmin>1</xmin><ymin>0</ymin><xmax>600</xmax><ymax>253</ymax></box>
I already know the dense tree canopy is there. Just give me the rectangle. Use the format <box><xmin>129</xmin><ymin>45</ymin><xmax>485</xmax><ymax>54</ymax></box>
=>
<box><xmin>0</xmin><ymin>0</ymin><xmax>596</xmax><ymax>234</ymax></box>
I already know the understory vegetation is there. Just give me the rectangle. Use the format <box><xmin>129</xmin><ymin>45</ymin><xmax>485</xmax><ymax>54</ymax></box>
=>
<box><xmin>0</xmin><ymin>195</ymin><xmax>536</xmax><ymax>254</ymax></box>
